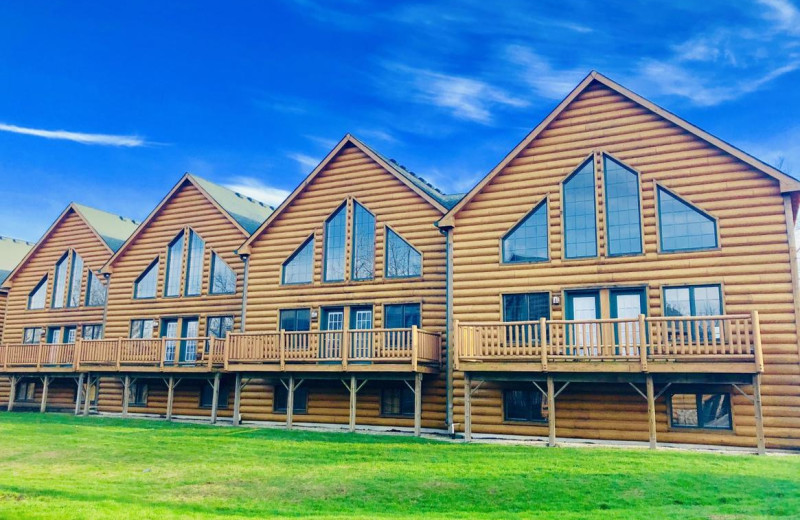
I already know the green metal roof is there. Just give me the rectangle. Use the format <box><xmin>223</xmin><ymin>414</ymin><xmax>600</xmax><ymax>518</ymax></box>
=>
<box><xmin>190</xmin><ymin>174</ymin><xmax>274</xmax><ymax>234</ymax></box>
<box><xmin>0</xmin><ymin>236</ymin><xmax>34</xmax><ymax>286</ymax></box>
<box><xmin>72</xmin><ymin>203</ymin><xmax>140</xmax><ymax>252</ymax></box>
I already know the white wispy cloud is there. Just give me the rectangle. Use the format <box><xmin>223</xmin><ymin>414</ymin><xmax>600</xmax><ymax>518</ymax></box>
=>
<box><xmin>287</xmin><ymin>152</ymin><xmax>321</xmax><ymax>171</ymax></box>
<box><xmin>356</xmin><ymin>128</ymin><xmax>399</xmax><ymax>143</ymax></box>
<box><xmin>223</xmin><ymin>176</ymin><xmax>290</xmax><ymax>207</ymax></box>
<box><xmin>0</xmin><ymin>122</ymin><xmax>148</xmax><ymax>147</ymax></box>
<box><xmin>504</xmin><ymin>46</ymin><xmax>589</xmax><ymax>100</ymax></box>
<box><xmin>305</xmin><ymin>134</ymin><xmax>339</xmax><ymax>149</ymax></box>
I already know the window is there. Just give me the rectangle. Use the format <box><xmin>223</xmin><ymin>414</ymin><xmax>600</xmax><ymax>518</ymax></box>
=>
<box><xmin>200</xmin><ymin>382</ymin><xmax>230</xmax><ymax>408</ymax></box>
<box><xmin>28</xmin><ymin>276</ymin><xmax>47</xmax><ymax>309</ymax></box>
<box><xmin>46</xmin><ymin>327</ymin><xmax>62</xmax><ymax>344</ymax></box>
<box><xmin>503</xmin><ymin>389</ymin><xmax>546</xmax><ymax>422</ymax></box>
<box><xmin>64</xmin><ymin>326</ymin><xmax>77</xmax><ymax>344</ymax></box>
<box><xmin>385</xmin><ymin>303</ymin><xmax>421</xmax><ymax>328</ymax></box>
<box><xmin>663</xmin><ymin>285</ymin><xmax>722</xmax><ymax>317</ymax></box>
<box><xmin>15</xmin><ymin>380</ymin><xmax>37</xmax><ymax>402</ymax></box>
<box><xmin>381</xmin><ymin>385</ymin><xmax>415</xmax><ymax>417</ymax></box>
<box><xmin>210</xmin><ymin>253</ymin><xmax>236</xmax><ymax>294</ymax></box>
<box><xmin>502</xmin><ymin>199</ymin><xmax>548</xmax><ymax>263</ymax></box>
<box><xmin>352</xmin><ymin>202</ymin><xmax>375</xmax><ymax>280</ymax></box>
<box><xmin>128</xmin><ymin>382</ymin><xmax>148</xmax><ymax>407</ymax></box>
<box><xmin>563</xmin><ymin>158</ymin><xmax>597</xmax><ymax>259</ymax></box>
<box><xmin>657</xmin><ymin>186</ymin><xmax>717</xmax><ymax>252</ymax></box>
<box><xmin>66</xmin><ymin>252</ymin><xmax>84</xmax><ymax>307</ymax></box>
<box><xmin>279</xmin><ymin>309</ymin><xmax>311</xmax><ymax>331</ymax></box>
<box><xmin>82</xmin><ymin>324</ymin><xmax>104</xmax><ymax>340</ymax></box>
<box><xmin>273</xmin><ymin>384</ymin><xmax>308</xmax><ymax>414</ymax></box>
<box><xmin>282</xmin><ymin>237</ymin><xmax>314</xmax><ymax>285</ymax></box>
<box><xmin>323</xmin><ymin>204</ymin><xmax>347</xmax><ymax>282</ymax></box>
<box><xmin>207</xmin><ymin>316</ymin><xmax>234</xmax><ymax>338</ymax></box>
<box><xmin>85</xmin><ymin>271</ymin><xmax>107</xmax><ymax>306</ymax></box>
<box><xmin>134</xmin><ymin>260</ymin><xmax>158</xmax><ymax>299</ymax></box>
<box><xmin>184</xmin><ymin>230</ymin><xmax>205</xmax><ymax>296</ymax></box>
<box><xmin>52</xmin><ymin>252</ymin><xmax>68</xmax><ymax>308</ymax></box>
<box><xmin>604</xmin><ymin>155</ymin><xmax>642</xmax><ymax>256</ymax></box>
<box><xmin>385</xmin><ymin>228</ymin><xmax>422</xmax><ymax>278</ymax></box>
<box><xmin>165</xmin><ymin>232</ymin><xmax>185</xmax><ymax>297</ymax></box>
<box><xmin>23</xmin><ymin>327</ymin><xmax>43</xmax><ymax>344</ymax></box>
<box><xmin>670</xmin><ymin>393</ymin><xmax>732</xmax><ymax>430</ymax></box>
<box><xmin>503</xmin><ymin>293</ymin><xmax>550</xmax><ymax>322</ymax></box>
<box><xmin>130</xmin><ymin>319</ymin><xmax>155</xmax><ymax>339</ymax></box>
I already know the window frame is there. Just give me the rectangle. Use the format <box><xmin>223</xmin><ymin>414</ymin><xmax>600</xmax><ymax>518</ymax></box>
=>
<box><xmin>603</xmin><ymin>153</ymin><xmax>644</xmax><ymax>257</ymax></box>
<box><xmin>655</xmin><ymin>182</ymin><xmax>720</xmax><ymax>254</ymax></box>
<box><xmin>133</xmin><ymin>259</ymin><xmax>159</xmax><ymax>300</ymax></box>
<box><xmin>81</xmin><ymin>324</ymin><xmax>104</xmax><ymax>340</ymax></box>
<box><xmin>23</xmin><ymin>327</ymin><xmax>44</xmax><ymax>344</ymax></box>
<box><xmin>279</xmin><ymin>308</ymin><xmax>312</xmax><ymax>332</ymax></box>
<box><xmin>351</xmin><ymin>199</ymin><xmax>376</xmax><ymax>281</ymax></box>
<box><xmin>164</xmin><ymin>231</ymin><xmax>186</xmax><ymax>298</ymax></box>
<box><xmin>500</xmin><ymin>197</ymin><xmax>549</xmax><ymax>264</ymax></box>
<box><xmin>183</xmin><ymin>229</ymin><xmax>205</xmax><ymax>297</ymax></box>
<box><xmin>200</xmin><ymin>382</ymin><xmax>230</xmax><ymax>409</ymax></box>
<box><xmin>281</xmin><ymin>235</ymin><xmax>315</xmax><ymax>285</ymax></box>
<box><xmin>384</xmin><ymin>225</ymin><xmax>423</xmax><ymax>279</ymax></box>
<box><xmin>51</xmin><ymin>251</ymin><xmax>69</xmax><ymax>308</ymax></box>
<box><xmin>28</xmin><ymin>275</ymin><xmax>48</xmax><ymax>310</ymax></box>
<box><xmin>273</xmin><ymin>383</ymin><xmax>308</xmax><ymax>414</ymax></box>
<box><xmin>15</xmin><ymin>380</ymin><xmax>38</xmax><ymax>402</ymax></box>
<box><xmin>668</xmin><ymin>392</ymin><xmax>733</xmax><ymax>431</ymax></box>
<box><xmin>209</xmin><ymin>251</ymin><xmax>237</xmax><ymax>295</ymax></box>
<box><xmin>383</xmin><ymin>302</ymin><xmax>422</xmax><ymax>329</ymax></box>
<box><xmin>85</xmin><ymin>270</ymin><xmax>107</xmax><ymax>307</ymax></box>
<box><xmin>380</xmin><ymin>384</ymin><xmax>415</xmax><ymax>417</ymax></box>
<box><xmin>501</xmin><ymin>291</ymin><xmax>552</xmax><ymax>323</ymax></box>
<box><xmin>206</xmin><ymin>315</ymin><xmax>234</xmax><ymax>338</ymax></box>
<box><xmin>502</xmin><ymin>388</ymin><xmax>547</xmax><ymax>423</ymax></box>
<box><xmin>323</xmin><ymin>202</ymin><xmax>348</xmax><ymax>283</ymax></box>
<box><xmin>662</xmin><ymin>284</ymin><xmax>724</xmax><ymax>318</ymax></box>
<box><xmin>561</xmin><ymin>155</ymin><xmax>598</xmax><ymax>260</ymax></box>
<box><xmin>128</xmin><ymin>382</ymin><xmax>148</xmax><ymax>407</ymax></box>
<box><xmin>66</xmin><ymin>251</ymin><xmax>84</xmax><ymax>308</ymax></box>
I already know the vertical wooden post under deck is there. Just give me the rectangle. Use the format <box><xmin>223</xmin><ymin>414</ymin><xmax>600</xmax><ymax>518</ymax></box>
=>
<box><xmin>7</xmin><ymin>375</ymin><xmax>17</xmax><ymax>412</ymax></box>
<box><xmin>40</xmin><ymin>375</ymin><xmax>50</xmax><ymax>413</ymax></box>
<box><xmin>414</xmin><ymin>373</ymin><xmax>422</xmax><ymax>437</ymax></box>
<box><xmin>547</xmin><ymin>376</ymin><xmax>556</xmax><ymax>447</ymax></box>
<box><xmin>122</xmin><ymin>375</ymin><xmax>130</xmax><ymax>418</ymax></box>
<box><xmin>232</xmin><ymin>373</ymin><xmax>242</xmax><ymax>426</ymax></box>
<box><xmin>166</xmin><ymin>377</ymin><xmax>175</xmax><ymax>421</ymax></box>
<box><xmin>411</xmin><ymin>325</ymin><xmax>418</xmax><ymax>372</ymax></box>
<box><xmin>754</xmin><ymin>374</ymin><xmax>766</xmax><ymax>455</ymax></box>
<box><xmin>349</xmin><ymin>375</ymin><xmax>357</xmax><ymax>433</ymax></box>
<box><xmin>751</xmin><ymin>310</ymin><xmax>764</xmax><ymax>373</ymax></box>
<box><xmin>646</xmin><ymin>375</ymin><xmax>657</xmax><ymax>450</ymax></box>
<box><xmin>210</xmin><ymin>373</ymin><xmax>220</xmax><ymax>424</ymax></box>
<box><xmin>463</xmin><ymin>373</ymin><xmax>471</xmax><ymax>442</ymax></box>
<box><xmin>82</xmin><ymin>373</ymin><xmax>91</xmax><ymax>416</ymax></box>
<box><xmin>74</xmin><ymin>373</ymin><xmax>85</xmax><ymax>415</ymax></box>
<box><xmin>286</xmin><ymin>376</ymin><xmax>295</xmax><ymax>429</ymax></box>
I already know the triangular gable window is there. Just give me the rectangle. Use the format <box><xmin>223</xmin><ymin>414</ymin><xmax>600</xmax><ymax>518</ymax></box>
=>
<box><xmin>385</xmin><ymin>228</ymin><xmax>421</xmax><ymax>278</ymax></box>
<box><xmin>502</xmin><ymin>199</ymin><xmax>548</xmax><ymax>263</ymax></box>
<box><xmin>283</xmin><ymin>236</ymin><xmax>314</xmax><ymax>285</ymax></box>
<box><xmin>134</xmin><ymin>259</ymin><xmax>158</xmax><ymax>299</ymax></box>
<box><xmin>657</xmin><ymin>186</ymin><xmax>717</xmax><ymax>252</ymax></box>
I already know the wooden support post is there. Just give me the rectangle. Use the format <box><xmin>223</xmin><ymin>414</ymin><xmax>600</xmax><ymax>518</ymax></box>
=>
<box><xmin>83</xmin><ymin>373</ymin><xmax>91</xmax><ymax>416</ymax></box>
<box><xmin>7</xmin><ymin>376</ymin><xmax>17</xmax><ymax>412</ymax></box>
<box><xmin>74</xmin><ymin>373</ymin><xmax>85</xmax><ymax>415</ymax></box>
<box><xmin>646</xmin><ymin>375</ymin><xmax>657</xmax><ymax>450</ymax></box>
<box><xmin>547</xmin><ymin>376</ymin><xmax>556</xmax><ymax>447</ymax></box>
<box><xmin>754</xmin><ymin>374</ymin><xmax>766</xmax><ymax>455</ymax></box>
<box><xmin>540</xmin><ymin>317</ymin><xmax>548</xmax><ymax>371</ymax></box>
<box><xmin>279</xmin><ymin>329</ymin><xmax>286</xmax><ymax>371</ymax></box>
<box><xmin>453</xmin><ymin>319</ymin><xmax>460</xmax><ymax>371</ymax></box>
<box><xmin>349</xmin><ymin>375</ymin><xmax>357</xmax><ymax>432</ymax></box>
<box><xmin>463</xmin><ymin>373</ymin><xmax>472</xmax><ymax>442</ymax></box>
<box><xmin>411</xmin><ymin>325</ymin><xmax>418</xmax><ymax>372</ymax></box>
<box><xmin>122</xmin><ymin>375</ymin><xmax>130</xmax><ymax>418</ymax></box>
<box><xmin>210</xmin><ymin>373</ymin><xmax>220</xmax><ymax>424</ymax></box>
<box><xmin>639</xmin><ymin>314</ymin><xmax>648</xmax><ymax>372</ymax></box>
<box><xmin>414</xmin><ymin>373</ymin><xmax>422</xmax><ymax>437</ymax></box>
<box><xmin>286</xmin><ymin>376</ymin><xmax>294</xmax><ymax>429</ymax></box>
<box><xmin>223</xmin><ymin>334</ymin><xmax>231</xmax><ymax>371</ymax></box>
<box><xmin>116</xmin><ymin>338</ymin><xmax>122</xmax><ymax>370</ymax></box>
<box><xmin>40</xmin><ymin>375</ymin><xmax>50</xmax><ymax>413</ymax></box>
<box><xmin>166</xmin><ymin>377</ymin><xmax>175</xmax><ymax>421</ymax></box>
<box><xmin>751</xmin><ymin>310</ymin><xmax>764</xmax><ymax>373</ymax></box>
<box><xmin>74</xmin><ymin>339</ymin><xmax>82</xmax><ymax>370</ymax></box>
<box><xmin>232</xmin><ymin>373</ymin><xmax>242</xmax><ymax>426</ymax></box>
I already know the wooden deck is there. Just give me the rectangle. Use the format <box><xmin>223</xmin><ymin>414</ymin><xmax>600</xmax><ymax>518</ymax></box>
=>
<box><xmin>455</xmin><ymin>312</ymin><xmax>763</xmax><ymax>374</ymax></box>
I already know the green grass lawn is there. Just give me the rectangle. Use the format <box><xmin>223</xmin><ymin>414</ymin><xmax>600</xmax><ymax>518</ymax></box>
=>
<box><xmin>0</xmin><ymin>414</ymin><xmax>798</xmax><ymax>519</ymax></box>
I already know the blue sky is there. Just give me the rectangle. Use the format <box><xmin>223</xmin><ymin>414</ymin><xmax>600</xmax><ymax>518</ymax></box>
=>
<box><xmin>1</xmin><ymin>1</ymin><xmax>799</xmax><ymax>242</ymax></box>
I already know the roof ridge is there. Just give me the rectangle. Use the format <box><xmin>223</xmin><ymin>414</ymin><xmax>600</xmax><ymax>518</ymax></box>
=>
<box><xmin>0</xmin><ymin>236</ymin><xmax>35</xmax><ymax>246</ymax></box>
<box><xmin>72</xmin><ymin>202</ymin><xmax>140</xmax><ymax>226</ymax></box>
<box><xmin>187</xmin><ymin>173</ymin><xmax>275</xmax><ymax>210</ymax></box>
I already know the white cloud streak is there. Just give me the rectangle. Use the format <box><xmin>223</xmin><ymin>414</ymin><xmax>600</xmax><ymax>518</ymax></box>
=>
<box><xmin>287</xmin><ymin>152</ymin><xmax>321</xmax><ymax>171</ymax></box>
<box><xmin>223</xmin><ymin>176</ymin><xmax>290</xmax><ymax>207</ymax></box>
<box><xmin>0</xmin><ymin>122</ymin><xmax>148</xmax><ymax>147</ymax></box>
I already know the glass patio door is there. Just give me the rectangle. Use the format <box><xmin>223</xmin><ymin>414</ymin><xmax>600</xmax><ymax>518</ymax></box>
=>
<box><xmin>566</xmin><ymin>291</ymin><xmax>600</xmax><ymax>355</ymax></box>
<box><xmin>161</xmin><ymin>319</ymin><xmax>179</xmax><ymax>364</ymax></box>
<box><xmin>350</xmin><ymin>307</ymin><xmax>373</xmax><ymax>360</ymax></box>
<box><xmin>321</xmin><ymin>308</ymin><xmax>344</xmax><ymax>359</ymax></box>
<box><xmin>180</xmin><ymin>318</ymin><xmax>199</xmax><ymax>363</ymax></box>
<box><xmin>610</xmin><ymin>288</ymin><xmax>647</xmax><ymax>355</ymax></box>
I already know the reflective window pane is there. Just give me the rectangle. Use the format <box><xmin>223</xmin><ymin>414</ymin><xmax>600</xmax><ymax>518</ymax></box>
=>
<box><xmin>134</xmin><ymin>260</ymin><xmax>158</xmax><ymax>299</ymax></box>
<box><xmin>563</xmin><ymin>159</ymin><xmax>597</xmax><ymax>258</ymax></box>
<box><xmin>502</xmin><ymin>200</ymin><xmax>548</xmax><ymax>263</ymax></box>
<box><xmin>352</xmin><ymin>202</ymin><xmax>375</xmax><ymax>280</ymax></box>
<box><xmin>67</xmin><ymin>252</ymin><xmax>84</xmax><ymax>307</ymax></box>
<box><xmin>385</xmin><ymin>303</ymin><xmax>421</xmax><ymax>328</ymax></box>
<box><xmin>86</xmin><ymin>271</ymin><xmax>107</xmax><ymax>306</ymax></box>
<box><xmin>52</xmin><ymin>253</ymin><xmax>68</xmax><ymax>308</ymax></box>
<box><xmin>165</xmin><ymin>233</ymin><xmax>185</xmax><ymax>297</ymax></box>
<box><xmin>386</xmin><ymin>228</ymin><xmax>422</xmax><ymax>278</ymax></box>
<box><xmin>210</xmin><ymin>253</ymin><xmax>236</xmax><ymax>294</ymax></box>
<box><xmin>604</xmin><ymin>156</ymin><xmax>642</xmax><ymax>256</ymax></box>
<box><xmin>282</xmin><ymin>237</ymin><xmax>314</xmax><ymax>284</ymax></box>
<box><xmin>658</xmin><ymin>187</ymin><xmax>717</xmax><ymax>252</ymax></box>
<box><xmin>324</xmin><ymin>205</ymin><xmax>346</xmax><ymax>282</ymax></box>
<box><xmin>184</xmin><ymin>230</ymin><xmax>205</xmax><ymax>296</ymax></box>
<box><xmin>28</xmin><ymin>276</ymin><xmax>48</xmax><ymax>309</ymax></box>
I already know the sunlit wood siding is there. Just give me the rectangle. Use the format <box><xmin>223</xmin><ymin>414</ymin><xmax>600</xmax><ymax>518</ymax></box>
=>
<box><xmin>450</xmin><ymin>81</ymin><xmax>800</xmax><ymax>449</ymax></box>
<box><xmin>243</xmin><ymin>142</ymin><xmax>448</xmax><ymax>429</ymax></box>
<box><xmin>0</xmin><ymin>292</ymin><xmax>7</xmax><ymax>341</ymax></box>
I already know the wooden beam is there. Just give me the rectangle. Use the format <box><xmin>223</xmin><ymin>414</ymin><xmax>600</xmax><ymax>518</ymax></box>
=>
<box><xmin>166</xmin><ymin>377</ymin><xmax>175</xmax><ymax>421</ymax></box>
<box><xmin>40</xmin><ymin>375</ymin><xmax>50</xmax><ymax>413</ymax></box>
<box><xmin>547</xmin><ymin>376</ymin><xmax>556</xmax><ymax>447</ymax></box>
<box><xmin>122</xmin><ymin>375</ymin><xmax>130</xmax><ymax>418</ymax></box>
<box><xmin>463</xmin><ymin>373</ymin><xmax>472</xmax><ymax>442</ymax></box>
<box><xmin>74</xmin><ymin>373</ymin><xmax>84</xmax><ymax>415</ymax></box>
<box><xmin>210</xmin><ymin>373</ymin><xmax>220</xmax><ymax>425</ymax></box>
<box><xmin>414</xmin><ymin>373</ymin><xmax>422</xmax><ymax>437</ymax></box>
<box><xmin>6</xmin><ymin>376</ymin><xmax>17</xmax><ymax>412</ymax></box>
<box><xmin>349</xmin><ymin>375</ymin><xmax>357</xmax><ymax>432</ymax></box>
<box><xmin>286</xmin><ymin>376</ymin><xmax>294</xmax><ymax>429</ymax></box>
<box><xmin>754</xmin><ymin>374</ymin><xmax>766</xmax><ymax>455</ymax></box>
<box><xmin>232</xmin><ymin>373</ymin><xmax>242</xmax><ymax>426</ymax></box>
<box><xmin>646</xmin><ymin>374</ymin><xmax>657</xmax><ymax>450</ymax></box>
<box><xmin>83</xmin><ymin>373</ymin><xmax>91</xmax><ymax>416</ymax></box>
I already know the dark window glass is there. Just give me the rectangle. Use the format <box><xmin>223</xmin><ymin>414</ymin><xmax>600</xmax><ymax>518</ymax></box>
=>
<box><xmin>352</xmin><ymin>202</ymin><xmax>375</xmax><ymax>280</ymax></box>
<box><xmin>184</xmin><ymin>230</ymin><xmax>205</xmax><ymax>296</ymax></box>
<box><xmin>385</xmin><ymin>304</ymin><xmax>421</xmax><ymax>328</ymax></box>
<box><xmin>282</xmin><ymin>237</ymin><xmax>314</xmax><ymax>285</ymax></box>
<box><xmin>386</xmin><ymin>228</ymin><xmax>422</xmax><ymax>278</ymax></box>
<box><xmin>279</xmin><ymin>309</ymin><xmax>311</xmax><ymax>331</ymax></box>
<box><xmin>67</xmin><ymin>251</ymin><xmax>84</xmax><ymax>307</ymax></box>
<box><xmin>381</xmin><ymin>385</ymin><xmax>415</xmax><ymax>417</ymax></box>
<box><xmin>658</xmin><ymin>187</ymin><xmax>717</xmax><ymax>252</ymax></box>
<box><xmin>128</xmin><ymin>382</ymin><xmax>148</xmax><ymax>407</ymax></box>
<box><xmin>502</xmin><ymin>199</ymin><xmax>548</xmax><ymax>263</ymax></box>
<box><xmin>273</xmin><ymin>384</ymin><xmax>308</xmax><ymax>414</ymax></box>
<box><xmin>52</xmin><ymin>252</ymin><xmax>68</xmax><ymax>308</ymax></box>
<box><xmin>604</xmin><ymin>156</ymin><xmax>643</xmax><ymax>256</ymax></box>
<box><xmin>207</xmin><ymin>316</ymin><xmax>234</xmax><ymax>338</ymax></box>
<box><xmin>86</xmin><ymin>271</ymin><xmax>107</xmax><ymax>306</ymax></box>
<box><xmin>563</xmin><ymin>159</ymin><xmax>597</xmax><ymax>258</ymax></box>
<box><xmin>503</xmin><ymin>389</ymin><xmax>546</xmax><ymax>422</ymax></box>
<box><xmin>134</xmin><ymin>260</ymin><xmax>158</xmax><ymax>299</ymax></box>
<box><xmin>165</xmin><ymin>232</ymin><xmax>185</xmax><ymax>297</ymax></box>
<box><xmin>82</xmin><ymin>324</ymin><xmax>104</xmax><ymax>340</ymax></box>
<box><xmin>670</xmin><ymin>393</ymin><xmax>732</xmax><ymax>429</ymax></box>
<box><xmin>200</xmin><ymin>382</ymin><xmax>230</xmax><ymax>408</ymax></box>
<box><xmin>28</xmin><ymin>276</ymin><xmax>48</xmax><ymax>309</ymax></box>
<box><xmin>23</xmin><ymin>327</ymin><xmax>43</xmax><ymax>344</ymax></box>
<box><xmin>503</xmin><ymin>293</ymin><xmax>550</xmax><ymax>322</ymax></box>
<box><xmin>15</xmin><ymin>381</ymin><xmax>37</xmax><ymax>402</ymax></box>
<box><xmin>210</xmin><ymin>253</ymin><xmax>236</xmax><ymax>294</ymax></box>
<box><xmin>664</xmin><ymin>285</ymin><xmax>722</xmax><ymax>317</ymax></box>
<box><xmin>324</xmin><ymin>204</ymin><xmax>346</xmax><ymax>282</ymax></box>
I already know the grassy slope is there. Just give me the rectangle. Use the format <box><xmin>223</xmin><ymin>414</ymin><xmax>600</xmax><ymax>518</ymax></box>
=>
<box><xmin>0</xmin><ymin>413</ymin><xmax>798</xmax><ymax>519</ymax></box>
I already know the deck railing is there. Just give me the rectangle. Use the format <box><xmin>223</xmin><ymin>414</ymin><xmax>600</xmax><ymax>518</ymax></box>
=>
<box><xmin>455</xmin><ymin>312</ymin><xmax>763</xmax><ymax>372</ymax></box>
<box><xmin>226</xmin><ymin>326</ymin><xmax>441</xmax><ymax>370</ymax></box>
<box><xmin>1</xmin><ymin>342</ymin><xmax>76</xmax><ymax>368</ymax></box>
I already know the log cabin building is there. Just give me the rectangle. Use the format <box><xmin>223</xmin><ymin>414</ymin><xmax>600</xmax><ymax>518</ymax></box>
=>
<box><xmin>0</xmin><ymin>236</ymin><xmax>34</xmax><ymax>342</ymax></box>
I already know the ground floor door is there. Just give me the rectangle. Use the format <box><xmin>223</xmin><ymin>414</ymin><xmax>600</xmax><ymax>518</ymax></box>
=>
<box><xmin>350</xmin><ymin>306</ymin><xmax>373</xmax><ymax>360</ymax></box>
<box><xmin>565</xmin><ymin>290</ymin><xmax>601</xmax><ymax>354</ymax></box>
<box><xmin>321</xmin><ymin>307</ymin><xmax>344</xmax><ymax>359</ymax></box>
<box><xmin>610</xmin><ymin>288</ymin><xmax>647</xmax><ymax>355</ymax></box>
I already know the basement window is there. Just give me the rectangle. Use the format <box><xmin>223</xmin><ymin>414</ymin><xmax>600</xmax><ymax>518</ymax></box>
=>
<box><xmin>273</xmin><ymin>384</ymin><xmax>308</xmax><ymax>414</ymax></box>
<box><xmin>381</xmin><ymin>385</ymin><xmax>415</xmax><ymax>417</ymax></box>
<box><xmin>128</xmin><ymin>382</ymin><xmax>148</xmax><ymax>407</ymax></box>
<box><xmin>200</xmin><ymin>382</ymin><xmax>230</xmax><ymax>409</ymax></box>
<box><xmin>503</xmin><ymin>389</ymin><xmax>546</xmax><ymax>422</ymax></box>
<box><xmin>15</xmin><ymin>381</ymin><xmax>37</xmax><ymax>402</ymax></box>
<box><xmin>669</xmin><ymin>393</ymin><xmax>732</xmax><ymax>430</ymax></box>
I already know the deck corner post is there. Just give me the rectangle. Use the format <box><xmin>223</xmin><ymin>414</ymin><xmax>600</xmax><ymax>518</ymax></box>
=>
<box><xmin>74</xmin><ymin>339</ymin><xmax>82</xmax><ymax>370</ymax></box>
<box><xmin>223</xmin><ymin>334</ymin><xmax>231</xmax><ymax>371</ymax></box>
<box><xmin>286</xmin><ymin>375</ymin><xmax>295</xmax><ymax>429</ymax></box>
<box><xmin>122</xmin><ymin>375</ymin><xmax>130</xmax><ymax>418</ymax></box>
<box><xmin>639</xmin><ymin>314</ymin><xmax>648</xmax><ymax>372</ymax></box>
<box><xmin>539</xmin><ymin>317</ymin><xmax>548</xmax><ymax>370</ymax></box>
<box><xmin>349</xmin><ymin>374</ymin><xmax>357</xmax><ymax>433</ymax></box>
<box><xmin>453</xmin><ymin>319</ymin><xmax>460</xmax><ymax>371</ymax></box>
<box><xmin>7</xmin><ymin>375</ymin><xmax>17</xmax><ymax>411</ymax></box>
<box><xmin>74</xmin><ymin>372</ymin><xmax>85</xmax><ymax>415</ymax></box>
<box><xmin>210</xmin><ymin>373</ymin><xmax>220</xmax><ymax>424</ymax></box>
<box><xmin>646</xmin><ymin>374</ymin><xmax>657</xmax><ymax>450</ymax></box>
<box><xmin>166</xmin><ymin>377</ymin><xmax>175</xmax><ymax>421</ymax></box>
<box><xmin>411</xmin><ymin>325</ymin><xmax>419</xmax><ymax>372</ymax></box>
<box><xmin>463</xmin><ymin>373</ymin><xmax>472</xmax><ymax>442</ymax></box>
<box><xmin>751</xmin><ymin>310</ymin><xmax>764</xmax><ymax>373</ymax></box>
<box><xmin>40</xmin><ymin>375</ymin><xmax>50</xmax><ymax>413</ymax></box>
<box><xmin>279</xmin><ymin>329</ymin><xmax>286</xmax><ymax>371</ymax></box>
<box><xmin>753</xmin><ymin>373</ymin><xmax>766</xmax><ymax>455</ymax></box>
<box><xmin>232</xmin><ymin>373</ymin><xmax>242</xmax><ymax>426</ymax></box>
<box><xmin>547</xmin><ymin>376</ymin><xmax>556</xmax><ymax>447</ymax></box>
<box><xmin>414</xmin><ymin>373</ymin><xmax>422</xmax><ymax>437</ymax></box>
<box><xmin>116</xmin><ymin>338</ymin><xmax>122</xmax><ymax>370</ymax></box>
<box><xmin>82</xmin><ymin>373</ymin><xmax>91</xmax><ymax>416</ymax></box>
